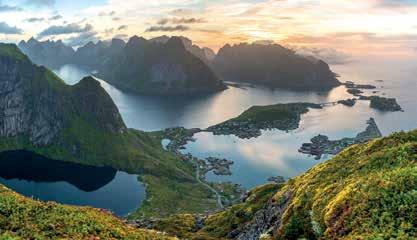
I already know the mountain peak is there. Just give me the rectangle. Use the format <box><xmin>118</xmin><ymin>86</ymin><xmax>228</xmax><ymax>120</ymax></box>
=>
<box><xmin>165</xmin><ymin>36</ymin><xmax>185</xmax><ymax>49</ymax></box>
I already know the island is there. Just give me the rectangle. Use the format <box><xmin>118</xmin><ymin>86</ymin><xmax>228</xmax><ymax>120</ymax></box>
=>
<box><xmin>298</xmin><ymin>118</ymin><xmax>382</xmax><ymax>159</ymax></box>
<box><xmin>359</xmin><ymin>95</ymin><xmax>403</xmax><ymax>112</ymax></box>
<box><xmin>337</xmin><ymin>98</ymin><xmax>357</xmax><ymax>107</ymax></box>
<box><xmin>207</xmin><ymin>103</ymin><xmax>323</xmax><ymax>139</ymax></box>
<box><xmin>344</xmin><ymin>81</ymin><xmax>403</xmax><ymax>112</ymax></box>
<box><xmin>212</xmin><ymin>42</ymin><xmax>341</xmax><ymax>90</ymax></box>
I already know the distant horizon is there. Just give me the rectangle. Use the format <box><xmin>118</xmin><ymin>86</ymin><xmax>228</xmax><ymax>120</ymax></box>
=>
<box><xmin>0</xmin><ymin>0</ymin><xmax>416</xmax><ymax>58</ymax></box>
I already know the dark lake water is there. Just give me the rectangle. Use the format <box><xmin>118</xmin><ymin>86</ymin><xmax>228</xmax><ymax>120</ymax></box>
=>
<box><xmin>0</xmin><ymin>151</ymin><xmax>145</xmax><ymax>216</ymax></box>
<box><xmin>53</xmin><ymin>57</ymin><xmax>417</xmax><ymax>189</ymax></box>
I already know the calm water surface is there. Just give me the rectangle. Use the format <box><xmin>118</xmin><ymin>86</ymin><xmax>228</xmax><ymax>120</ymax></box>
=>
<box><xmin>53</xmin><ymin>57</ymin><xmax>417</xmax><ymax>189</ymax></box>
<box><xmin>0</xmin><ymin>151</ymin><xmax>145</xmax><ymax>216</ymax></box>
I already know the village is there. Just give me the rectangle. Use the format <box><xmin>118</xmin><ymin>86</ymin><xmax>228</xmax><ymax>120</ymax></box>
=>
<box><xmin>299</xmin><ymin>118</ymin><xmax>383</xmax><ymax>160</ymax></box>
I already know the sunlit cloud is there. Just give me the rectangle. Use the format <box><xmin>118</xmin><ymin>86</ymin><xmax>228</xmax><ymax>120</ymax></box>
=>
<box><xmin>1</xmin><ymin>0</ymin><xmax>417</xmax><ymax>55</ymax></box>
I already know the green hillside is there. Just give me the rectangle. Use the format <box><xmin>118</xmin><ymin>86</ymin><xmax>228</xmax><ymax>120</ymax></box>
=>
<box><xmin>0</xmin><ymin>184</ymin><xmax>175</xmax><ymax>240</ymax></box>
<box><xmin>151</xmin><ymin>129</ymin><xmax>417</xmax><ymax>239</ymax></box>
<box><xmin>0</xmin><ymin>43</ymin><xmax>217</xmax><ymax>217</ymax></box>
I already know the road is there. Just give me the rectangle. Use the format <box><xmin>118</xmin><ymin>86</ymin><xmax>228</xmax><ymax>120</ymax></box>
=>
<box><xmin>195</xmin><ymin>160</ymin><xmax>224</xmax><ymax>209</ymax></box>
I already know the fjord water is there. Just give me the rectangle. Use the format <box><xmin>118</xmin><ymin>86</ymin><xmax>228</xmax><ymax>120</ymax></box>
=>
<box><xmin>54</xmin><ymin>56</ymin><xmax>417</xmax><ymax>189</ymax></box>
<box><xmin>4</xmin><ymin>56</ymin><xmax>413</xmax><ymax>213</ymax></box>
<box><xmin>0</xmin><ymin>152</ymin><xmax>145</xmax><ymax>217</ymax></box>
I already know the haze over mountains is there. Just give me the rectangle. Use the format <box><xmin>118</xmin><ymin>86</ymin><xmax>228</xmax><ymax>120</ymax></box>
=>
<box><xmin>18</xmin><ymin>35</ymin><xmax>340</xmax><ymax>94</ymax></box>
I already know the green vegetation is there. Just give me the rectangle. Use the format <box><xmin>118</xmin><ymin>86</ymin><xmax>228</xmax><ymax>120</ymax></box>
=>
<box><xmin>359</xmin><ymin>95</ymin><xmax>403</xmax><ymax>112</ymax></box>
<box><xmin>200</xmin><ymin>183</ymin><xmax>281</xmax><ymax>239</ymax></box>
<box><xmin>0</xmin><ymin>184</ymin><xmax>175</xmax><ymax>240</ymax></box>
<box><xmin>0</xmin><ymin>44</ymin><xmax>218</xmax><ymax>218</ymax></box>
<box><xmin>150</xmin><ymin>183</ymin><xmax>281</xmax><ymax>239</ymax></box>
<box><xmin>274</xmin><ymin>130</ymin><xmax>417</xmax><ymax>239</ymax></box>
<box><xmin>208</xmin><ymin>102</ymin><xmax>323</xmax><ymax>138</ymax></box>
<box><xmin>154</xmin><ymin>130</ymin><xmax>417</xmax><ymax>239</ymax></box>
<box><xmin>0</xmin><ymin>44</ymin><xmax>27</xmax><ymax>61</ymax></box>
<box><xmin>232</xmin><ymin>103</ymin><xmax>322</xmax><ymax>123</ymax></box>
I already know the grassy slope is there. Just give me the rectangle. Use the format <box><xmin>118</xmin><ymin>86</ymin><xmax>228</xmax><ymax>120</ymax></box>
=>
<box><xmin>274</xmin><ymin>130</ymin><xmax>417</xmax><ymax>239</ymax></box>
<box><xmin>155</xmin><ymin>130</ymin><xmax>417</xmax><ymax>239</ymax></box>
<box><xmin>0</xmin><ymin>185</ymin><xmax>175</xmax><ymax>240</ymax></box>
<box><xmin>223</xmin><ymin>103</ymin><xmax>321</xmax><ymax>123</ymax></box>
<box><xmin>150</xmin><ymin>183</ymin><xmax>280</xmax><ymax>239</ymax></box>
<box><xmin>0</xmin><ymin>44</ymin><xmax>217</xmax><ymax>217</ymax></box>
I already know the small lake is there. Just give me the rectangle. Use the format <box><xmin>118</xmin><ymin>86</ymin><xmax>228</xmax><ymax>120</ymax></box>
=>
<box><xmin>53</xmin><ymin>56</ymin><xmax>417</xmax><ymax>189</ymax></box>
<box><xmin>0</xmin><ymin>151</ymin><xmax>145</xmax><ymax>217</ymax></box>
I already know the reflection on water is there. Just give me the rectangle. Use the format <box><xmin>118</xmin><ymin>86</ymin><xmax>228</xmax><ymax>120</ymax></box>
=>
<box><xmin>54</xmin><ymin>56</ymin><xmax>417</xmax><ymax>189</ymax></box>
<box><xmin>0</xmin><ymin>151</ymin><xmax>116</xmax><ymax>192</ymax></box>
<box><xmin>54</xmin><ymin>64</ymin><xmax>350</xmax><ymax>131</ymax></box>
<box><xmin>0</xmin><ymin>151</ymin><xmax>145</xmax><ymax>216</ymax></box>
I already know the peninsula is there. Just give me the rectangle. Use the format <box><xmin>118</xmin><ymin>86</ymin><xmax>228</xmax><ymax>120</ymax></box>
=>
<box><xmin>207</xmin><ymin>103</ymin><xmax>323</xmax><ymax>139</ymax></box>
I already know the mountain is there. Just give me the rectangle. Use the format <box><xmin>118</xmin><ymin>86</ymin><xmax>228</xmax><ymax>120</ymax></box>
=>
<box><xmin>73</xmin><ymin>38</ymin><xmax>126</xmax><ymax>69</ymax></box>
<box><xmin>0</xmin><ymin>43</ymin><xmax>220</xmax><ymax>217</ymax></box>
<box><xmin>0</xmin><ymin>43</ymin><xmax>125</xmax><ymax>147</ymax></box>
<box><xmin>18</xmin><ymin>37</ymin><xmax>75</xmax><ymax>69</ymax></box>
<box><xmin>212</xmin><ymin>43</ymin><xmax>341</xmax><ymax>90</ymax></box>
<box><xmin>98</xmin><ymin>36</ymin><xmax>226</xmax><ymax>95</ymax></box>
<box><xmin>151</xmin><ymin>35</ymin><xmax>216</xmax><ymax>64</ymax></box>
<box><xmin>148</xmin><ymin>129</ymin><xmax>417</xmax><ymax>239</ymax></box>
<box><xmin>19</xmin><ymin>36</ymin><xmax>224</xmax><ymax>95</ymax></box>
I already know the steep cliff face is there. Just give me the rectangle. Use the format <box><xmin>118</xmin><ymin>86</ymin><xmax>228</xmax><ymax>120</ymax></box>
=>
<box><xmin>99</xmin><ymin>36</ymin><xmax>226</xmax><ymax>95</ymax></box>
<box><xmin>0</xmin><ymin>44</ymin><xmax>64</xmax><ymax>145</ymax></box>
<box><xmin>0</xmin><ymin>43</ymin><xmax>125</xmax><ymax>148</ymax></box>
<box><xmin>213</xmin><ymin>43</ymin><xmax>340</xmax><ymax>90</ymax></box>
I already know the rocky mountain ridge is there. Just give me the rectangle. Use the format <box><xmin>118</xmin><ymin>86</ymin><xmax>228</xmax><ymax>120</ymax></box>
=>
<box><xmin>212</xmin><ymin>42</ymin><xmax>341</xmax><ymax>89</ymax></box>
<box><xmin>97</xmin><ymin>36</ymin><xmax>226</xmax><ymax>95</ymax></box>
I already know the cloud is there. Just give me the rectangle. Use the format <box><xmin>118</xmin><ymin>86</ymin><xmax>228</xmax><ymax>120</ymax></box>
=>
<box><xmin>66</xmin><ymin>31</ymin><xmax>98</xmax><ymax>47</ymax></box>
<box><xmin>99</xmin><ymin>11</ymin><xmax>116</xmax><ymax>16</ymax></box>
<box><xmin>38</xmin><ymin>23</ymin><xmax>93</xmax><ymax>37</ymax></box>
<box><xmin>118</xmin><ymin>25</ymin><xmax>128</xmax><ymax>30</ymax></box>
<box><xmin>25</xmin><ymin>17</ymin><xmax>45</xmax><ymax>23</ymax></box>
<box><xmin>26</xmin><ymin>0</ymin><xmax>55</xmax><ymax>7</ymax></box>
<box><xmin>157</xmin><ymin>17</ymin><xmax>205</xmax><ymax>25</ymax></box>
<box><xmin>170</xmin><ymin>8</ymin><xmax>193</xmax><ymax>16</ymax></box>
<box><xmin>0</xmin><ymin>3</ymin><xmax>22</xmax><ymax>12</ymax></box>
<box><xmin>0</xmin><ymin>22</ymin><xmax>23</xmax><ymax>34</ymax></box>
<box><xmin>294</xmin><ymin>46</ymin><xmax>353</xmax><ymax>65</ymax></box>
<box><xmin>114</xmin><ymin>33</ymin><xmax>128</xmax><ymax>40</ymax></box>
<box><xmin>145</xmin><ymin>25</ymin><xmax>189</xmax><ymax>32</ymax></box>
<box><xmin>49</xmin><ymin>15</ymin><xmax>62</xmax><ymax>21</ymax></box>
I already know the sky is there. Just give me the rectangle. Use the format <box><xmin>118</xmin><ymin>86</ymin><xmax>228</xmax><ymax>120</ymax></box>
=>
<box><xmin>1</xmin><ymin>0</ymin><xmax>417</xmax><ymax>58</ymax></box>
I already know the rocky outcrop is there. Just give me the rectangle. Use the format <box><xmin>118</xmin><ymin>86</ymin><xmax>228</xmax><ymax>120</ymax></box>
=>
<box><xmin>0</xmin><ymin>43</ymin><xmax>125</xmax><ymax>147</ymax></box>
<box><xmin>98</xmin><ymin>36</ymin><xmax>226</xmax><ymax>95</ymax></box>
<box><xmin>236</xmin><ymin>191</ymin><xmax>292</xmax><ymax>240</ymax></box>
<box><xmin>212</xmin><ymin>43</ymin><xmax>341</xmax><ymax>90</ymax></box>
